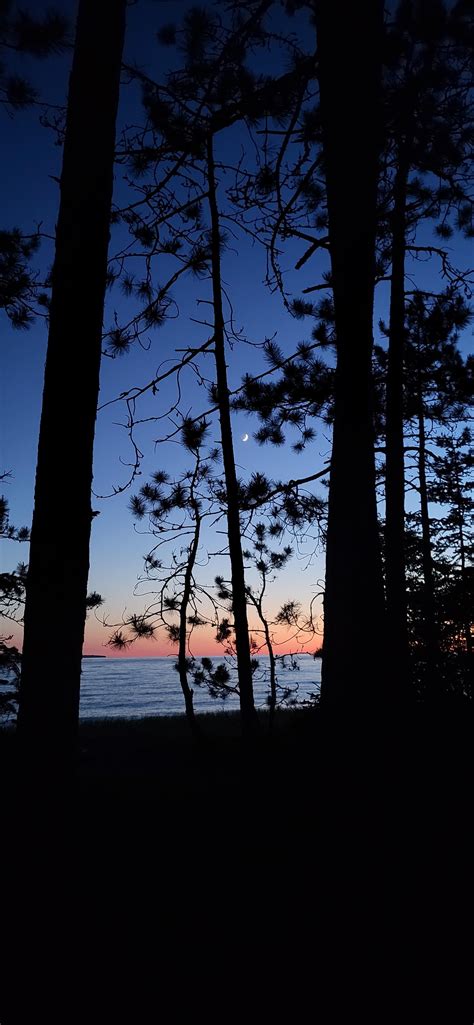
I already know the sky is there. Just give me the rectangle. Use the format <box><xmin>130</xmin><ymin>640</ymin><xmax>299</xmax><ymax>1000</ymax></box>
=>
<box><xmin>1</xmin><ymin>0</ymin><xmax>472</xmax><ymax>659</ymax></box>
<box><xmin>1</xmin><ymin>0</ymin><xmax>329</xmax><ymax>658</ymax></box>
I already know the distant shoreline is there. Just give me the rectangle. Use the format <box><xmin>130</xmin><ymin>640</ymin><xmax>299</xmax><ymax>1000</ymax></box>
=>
<box><xmin>80</xmin><ymin>652</ymin><xmax>320</xmax><ymax>660</ymax></box>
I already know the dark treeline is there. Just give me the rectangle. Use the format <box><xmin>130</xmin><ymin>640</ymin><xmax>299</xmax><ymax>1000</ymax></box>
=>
<box><xmin>1</xmin><ymin>0</ymin><xmax>473</xmax><ymax>755</ymax></box>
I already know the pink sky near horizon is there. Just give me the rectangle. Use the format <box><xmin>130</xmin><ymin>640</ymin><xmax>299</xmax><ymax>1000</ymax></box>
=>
<box><xmin>82</xmin><ymin>611</ymin><xmax>323</xmax><ymax>659</ymax></box>
<box><xmin>6</xmin><ymin>620</ymin><xmax>322</xmax><ymax>659</ymax></box>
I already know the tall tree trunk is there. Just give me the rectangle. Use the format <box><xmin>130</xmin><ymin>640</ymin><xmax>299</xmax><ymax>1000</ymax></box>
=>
<box><xmin>18</xmin><ymin>0</ymin><xmax>126</xmax><ymax>760</ymax></box>
<box><xmin>385</xmin><ymin>144</ymin><xmax>411</xmax><ymax>687</ymax></box>
<box><xmin>317</xmin><ymin>1</ymin><xmax>387</xmax><ymax>708</ymax></box>
<box><xmin>417</xmin><ymin>391</ymin><xmax>438</xmax><ymax>666</ymax></box>
<box><xmin>206</xmin><ymin>135</ymin><xmax>258</xmax><ymax>734</ymax></box>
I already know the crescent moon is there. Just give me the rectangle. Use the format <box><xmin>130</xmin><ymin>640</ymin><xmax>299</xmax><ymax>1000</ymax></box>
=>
<box><xmin>242</xmin><ymin>433</ymin><xmax>249</xmax><ymax>442</ymax></box>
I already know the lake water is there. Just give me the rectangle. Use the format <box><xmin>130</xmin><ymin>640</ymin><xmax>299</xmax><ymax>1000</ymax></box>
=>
<box><xmin>79</xmin><ymin>655</ymin><xmax>321</xmax><ymax>720</ymax></box>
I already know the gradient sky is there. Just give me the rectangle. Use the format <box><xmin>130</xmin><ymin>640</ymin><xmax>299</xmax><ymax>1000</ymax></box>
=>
<box><xmin>1</xmin><ymin>0</ymin><xmax>329</xmax><ymax>658</ymax></box>
<box><xmin>1</xmin><ymin>0</ymin><xmax>472</xmax><ymax>658</ymax></box>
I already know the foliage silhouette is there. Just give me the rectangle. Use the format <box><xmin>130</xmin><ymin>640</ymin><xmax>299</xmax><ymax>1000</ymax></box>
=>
<box><xmin>0</xmin><ymin>3</ymin><xmax>68</xmax><ymax>328</ymax></box>
<box><xmin>0</xmin><ymin>484</ymin><xmax>28</xmax><ymax>719</ymax></box>
<box><xmin>380</xmin><ymin>0</ymin><xmax>474</xmax><ymax>686</ymax></box>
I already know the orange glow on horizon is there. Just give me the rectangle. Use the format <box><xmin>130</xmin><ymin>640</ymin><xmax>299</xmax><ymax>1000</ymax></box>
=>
<box><xmin>83</xmin><ymin>631</ymin><xmax>321</xmax><ymax>659</ymax></box>
<box><xmin>82</xmin><ymin>589</ymin><xmax>324</xmax><ymax>659</ymax></box>
<box><xmin>11</xmin><ymin>612</ymin><xmax>323</xmax><ymax>660</ymax></box>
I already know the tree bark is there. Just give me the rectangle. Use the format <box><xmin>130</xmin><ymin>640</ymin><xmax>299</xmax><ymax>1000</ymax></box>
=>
<box><xmin>206</xmin><ymin>135</ymin><xmax>258</xmax><ymax>734</ymax></box>
<box><xmin>317</xmin><ymin>1</ymin><xmax>387</xmax><ymax>708</ymax></box>
<box><xmin>18</xmin><ymin>0</ymin><xmax>126</xmax><ymax>761</ymax></box>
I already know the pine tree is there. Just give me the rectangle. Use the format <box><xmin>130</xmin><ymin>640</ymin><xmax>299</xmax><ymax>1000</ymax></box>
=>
<box><xmin>315</xmin><ymin>0</ymin><xmax>387</xmax><ymax>707</ymax></box>
<box><xmin>206</xmin><ymin>134</ymin><xmax>260</xmax><ymax>733</ymax></box>
<box><xmin>0</xmin><ymin>3</ymin><xmax>68</xmax><ymax>327</ymax></box>
<box><xmin>404</xmin><ymin>290</ymin><xmax>472</xmax><ymax>672</ymax></box>
<box><xmin>431</xmin><ymin>427</ymin><xmax>474</xmax><ymax>660</ymax></box>
<box><xmin>108</xmin><ymin>419</ymin><xmax>220</xmax><ymax>736</ymax></box>
<box><xmin>18</xmin><ymin>0</ymin><xmax>126</xmax><ymax>761</ymax></box>
<box><xmin>118</xmin><ymin>6</ymin><xmax>294</xmax><ymax>733</ymax></box>
<box><xmin>0</xmin><ymin>486</ymin><xmax>28</xmax><ymax>718</ymax></box>
<box><xmin>229</xmin><ymin>0</ymin><xmax>388</xmax><ymax>705</ymax></box>
<box><xmin>380</xmin><ymin>0</ymin><xmax>474</xmax><ymax>686</ymax></box>
<box><xmin>241</xmin><ymin>522</ymin><xmax>311</xmax><ymax>728</ymax></box>
<box><xmin>0</xmin><ymin>1</ymin><xmax>68</xmax><ymax>111</ymax></box>
<box><xmin>0</xmin><ymin>228</ymin><xmax>41</xmax><ymax>329</ymax></box>
<box><xmin>229</xmin><ymin>0</ymin><xmax>474</xmax><ymax>705</ymax></box>
<box><xmin>375</xmin><ymin>285</ymin><xmax>472</xmax><ymax>692</ymax></box>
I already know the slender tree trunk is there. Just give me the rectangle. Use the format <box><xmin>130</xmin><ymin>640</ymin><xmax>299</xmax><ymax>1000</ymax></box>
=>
<box><xmin>18</xmin><ymin>0</ymin><xmax>126</xmax><ymax>761</ymax></box>
<box><xmin>177</xmin><ymin>486</ymin><xmax>201</xmax><ymax>738</ymax></box>
<box><xmin>249</xmin><ymin>583</ymin><xmax>277</xmax><ymax>732</ymax></box>
<box><xmin>263</xmin><ymin>617</ymin><xmax>277</xmax><ymax>733</ymax></box>
<box><xmin>317</xmin><ymin>1</ymin><xmax>387</xmax><ymax>708</ymax></box>
<box><xmin>417</xmin><ymin>393</ymin><xmax>438</xmax><ymax>666</ymax></box>
<box><xmin>206</xmin><ymin>135</ymin><xmax>258</xmax><ymax>734</ymax></box>
<box><xmin>385</xmin><ymin>144</ymin><xmax>411</xmax><ymax>687</ymax></box>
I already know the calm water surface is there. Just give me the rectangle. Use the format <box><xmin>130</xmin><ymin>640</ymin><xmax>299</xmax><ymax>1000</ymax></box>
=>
<box><xmin>79</xmin><ymin>655</ymin><xmax>321</xmax><ymax>720</ymax></box>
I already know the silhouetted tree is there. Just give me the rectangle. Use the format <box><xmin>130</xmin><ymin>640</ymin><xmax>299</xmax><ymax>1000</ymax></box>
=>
<box><xmin>405</xmin><ymin>291</ymin><xmax>472</xmax><ymax>670</ymax></box>
<box><xmin>315</xmin><ymin>0</ymin><xmax>387</xmax><ymax>707</ymax></box>
<box><xmin>1</xmin><ymin>480</ymin><xmax>101</xmax><ymax>719</ymax></box>
<box><xmin>375</xmin><ymin>287</ymin><xmax>472</xmax><ymax>681</ymax></box>
<box><xmin>0</xmin><ymin>3</ymin><xmax>68</xmax><ymax>327</ymax></box>
<box><xmin>0</xmin><ymin>485</ymin><xmax>28</xmax><ymax>718</ymax></box>
<box><xmin>241</xmin><ymin>521</ymin><xmax>315</xmax><ymax>728</ymax></box>
<box><xmin>0</xmin><ymin>1</ymin><xmax>68</xmax><ymax>111</ymax></box>
<box><xmin>232</xmin><ymin>336</ymin><xmax>334</xmax><ymax>454</ymax></box>
<box><xmin>18</xmin><ymin>0</ymin><xmax>126</xmax><ymax>759</ymax></box>
<box><xmin>380</xmin><ymin>0</ymin><xmax>474</xmax><ymax>684</ymax></box>
<box><xmin>117</xmin><ymin>5</ymin><xmax>292</xmax><ymax>734</ymax></box>
<box><xmin>431</xmin><ymin>427</ymin><xmax>474</xmax><ymax>658</ymax></box>
<box><xmin>108</xmin><ymin>418</ymin><xmax>221</xmax><ymax>735</ymax></box>
<box><xmin>0</xmin><ymin>228</ymin><xmax>42</xmax><ymax>329</ymax></box>
<box><xmin>228</xmin><ymin>0</ymin><xmax>473</xmax><ymax>706</ymax></box>
<box><xmin>231</xmin><ymin>1</ymin><xmax>388</xmax><ymax>704</ymax></box>
<box><xmin>206</xmin><ymin>133</ymin><xmax>260</xmax><ymax>733</ymax></box>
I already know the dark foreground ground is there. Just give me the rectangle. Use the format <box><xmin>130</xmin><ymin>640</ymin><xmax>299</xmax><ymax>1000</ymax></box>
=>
<box><xmin>1</xmin><ymin>704</ymin><xmax>473</xmax><ymax>1021</ymax></box>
